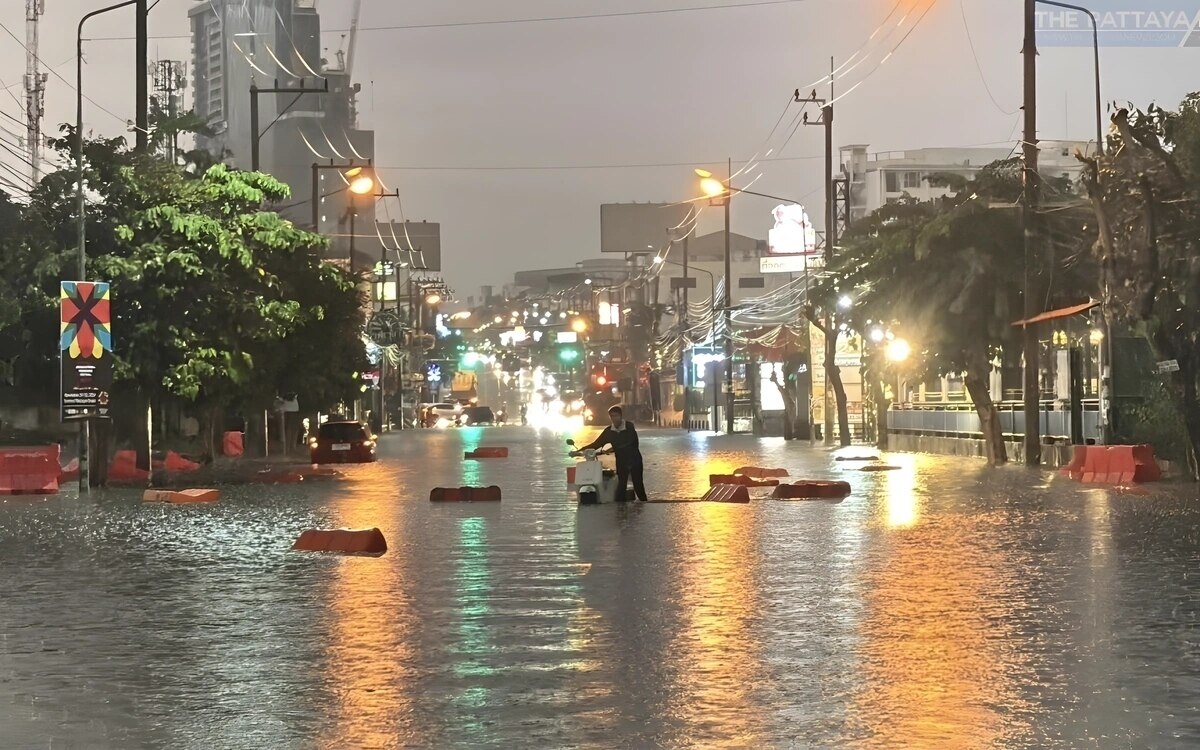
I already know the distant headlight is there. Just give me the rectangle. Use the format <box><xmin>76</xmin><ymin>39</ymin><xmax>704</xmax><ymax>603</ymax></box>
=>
<box><xmin>435</xmin><ymin>417</ymin><xmax>451</xmax><ymax>428</ymax></box>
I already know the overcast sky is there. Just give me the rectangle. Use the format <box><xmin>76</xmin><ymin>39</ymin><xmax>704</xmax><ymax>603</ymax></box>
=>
<box><xmin>2</xmin><ymin>0</ymin><xmax>1197</xmax><ymax>296</ymax></box>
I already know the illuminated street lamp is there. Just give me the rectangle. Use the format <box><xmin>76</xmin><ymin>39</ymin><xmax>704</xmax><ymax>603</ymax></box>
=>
<box><xmin>571</xmin><ymin>317</ymin><xmax>589</xmax><ymax>334</ymax></box>
<box><xmin>886</xmin><ymin>338</ymin><xmax>911</xmax><ymax>363</ymax></box>
<box><xmin>425</xmin><ymin>292</ymin><xmax>442</xmax><ymax>306</ymax></box>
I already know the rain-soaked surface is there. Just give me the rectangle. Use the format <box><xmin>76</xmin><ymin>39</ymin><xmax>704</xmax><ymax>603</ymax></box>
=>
<box><xmin>3</xmin><ymin>426</ymin><xmax>1200</xmax><ymax>749</ymax></box>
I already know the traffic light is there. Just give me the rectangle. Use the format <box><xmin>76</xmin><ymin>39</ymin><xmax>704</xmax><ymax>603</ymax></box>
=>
<box><xmin>557</xmin><ymin>344</ymin><xmax>582</xmax><ymax>364</ymax></box>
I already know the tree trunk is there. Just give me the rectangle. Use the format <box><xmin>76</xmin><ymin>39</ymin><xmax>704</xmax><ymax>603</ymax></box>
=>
<box><xmin>133</xmin><ymin>389</ymin><xmax>151</xmax><ymax>473</ymax></box>
<box><xmin>1151</xmin><ymin>329</ymin><xmax>1200</xmax><ymax>480</ymax></box>
<box><xmin>90</xmin><ymin>419</ymin><xmax>111</xmax><ymax>487</ymax></box>
<box><xmin>871</xmin><ymin>377</ymin><xmax>891</xmax><ymax>451</ymax></box>
<box><xmin>964</xmin><ymin>360</ymin><xmax>1007</xmax><ymax>466</ymax></box>
<box><xmin>772</xmin><ymin>372</ymin><xmax>798</xmax><ymax>440</ymax></box>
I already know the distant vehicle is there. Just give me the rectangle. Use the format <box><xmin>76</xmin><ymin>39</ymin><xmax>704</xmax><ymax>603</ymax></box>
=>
<box><xmin>422</xmin><ymin>402</ymin><xmax>461</xmax><ymax>428</ymax></box>
<box><xmin>458</xmin><ymin>406</ymin><xmax>497</xmax><ymax>426</ymax></box>
<box><xmin>310</xmin><ymin>420</ymin><xmax>376</xmax><ymax>464</ymax></box>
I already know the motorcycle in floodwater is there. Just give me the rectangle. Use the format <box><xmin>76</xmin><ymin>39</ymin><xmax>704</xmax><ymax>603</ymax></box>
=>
<box><xmin>566</xmin><ymin>439</ymin><xmax>621</xmax><ymax>505</ymax></box>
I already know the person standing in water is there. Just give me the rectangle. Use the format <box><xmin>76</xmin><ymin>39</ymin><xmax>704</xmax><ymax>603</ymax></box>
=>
<box><xmin>571</xmin><ymin>405</ymin><xmax>648</xmax><ymax>502</ymax></box>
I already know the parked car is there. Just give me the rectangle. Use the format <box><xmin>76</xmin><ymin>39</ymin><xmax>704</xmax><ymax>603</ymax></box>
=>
<box><xmin>309</xmin><ymin>420</ymin><xmax>377</xmax><ymax>463</ymax></box>
<box><xmin>458</xmin><ymin>406</ymin><xmax>497</xmax><ymax>426</ymax></box>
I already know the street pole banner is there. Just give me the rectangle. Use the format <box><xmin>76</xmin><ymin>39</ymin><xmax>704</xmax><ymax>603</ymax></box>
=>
<box><xmin>60</xmin><ymin>281</ymin><xmax>113</xmax><ymax>421</ymax></box>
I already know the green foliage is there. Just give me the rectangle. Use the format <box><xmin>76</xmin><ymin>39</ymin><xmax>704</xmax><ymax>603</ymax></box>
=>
<box><xmin>0</xmin><ymin>122</ymin><xmax>368</xmax><ymax>419</ymax></box>
<box><xmin>823</xmin><ymin>159</ymin><xmax>1094</xmax><ymax>384</ymax></box>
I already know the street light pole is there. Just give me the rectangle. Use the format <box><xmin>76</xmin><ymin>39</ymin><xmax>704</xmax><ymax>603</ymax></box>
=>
<box><xmin>77</xmin><ymin>0</ymin><xmax>138</xmax><ymax>494</ymax></box>
<box><xmin>723</xmin><ymin>157</ymin><xmax>734</xmax><ymax>434</ymax></box>
<box><xmin>1035</xmin><ymin>0</ymin><xmax>1103</xmax><ymax>153</ymax></box>
<box><xmin>1022</xmin><ymin>0</ymin><xmax>1043</xmax><ymax>465</ymax></box>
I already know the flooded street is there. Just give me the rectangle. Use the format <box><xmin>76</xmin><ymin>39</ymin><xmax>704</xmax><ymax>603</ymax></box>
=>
<box><xmin>3</xmin><ymin>427</ymin><xmax>1200</xmax><ymax>749</ymax></box>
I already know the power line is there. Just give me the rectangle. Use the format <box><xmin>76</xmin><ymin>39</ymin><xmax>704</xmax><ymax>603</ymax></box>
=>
<box><xmin>87</xmin><ymin>0</ymin><xmax>815</xmax><ymax>40</ymax></box>
<box><xmin>374</xmin><ymin>153</ymin><xmax>826</xmax><ymax>172</ymax></box>
<box><xmin>0</xmin><ymin>20</ymin><xmax>137</xmax><ymax>131</ymax></box>
<box><xmin>958</xmin><ymin>0</ymin><xmax>1019</xmax><ymax>116</ymax></box>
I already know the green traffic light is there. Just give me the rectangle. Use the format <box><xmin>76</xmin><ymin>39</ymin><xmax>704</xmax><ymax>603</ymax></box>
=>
<box><xmin>558</xmin><ymin>347</ymin><xmax>580</xmax><ymax>363</ymax></box>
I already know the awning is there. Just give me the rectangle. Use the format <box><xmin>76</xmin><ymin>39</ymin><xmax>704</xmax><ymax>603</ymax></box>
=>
<box><xmin>1012</xmin><ymin>300</ymin><xmax>1099</xmax><ymax>327</ymax></box>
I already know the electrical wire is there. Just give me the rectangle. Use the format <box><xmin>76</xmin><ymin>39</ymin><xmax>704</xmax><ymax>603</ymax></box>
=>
<box><xmin>0</xmin><ymin>20</ymin><xmax>139</xmax><ymax>132</ymax></box>
<box><xmin>93</xmin><ymin>0</ymin><xmax>818</xmax><ymax>41</ymax></box>
<box><xmin>958</xmin><ymin>0</ymin><xmax>1019</xmax><ymax>116</ymax></box>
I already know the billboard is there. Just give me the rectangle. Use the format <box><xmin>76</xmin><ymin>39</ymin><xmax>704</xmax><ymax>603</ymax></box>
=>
<box><xmin>768</xmin><ymin>204</ymin><xmax>817</xmax><ymax>255</ymax></box>
<box><xmin>600</xmin><ymin>203</ymin><xmax>693</xmax><ymax>254</ymax></box>
<box><xmin>60</xmin><ymin>281</ymin><xmax>113</xmax><ymax>421</ymax></box>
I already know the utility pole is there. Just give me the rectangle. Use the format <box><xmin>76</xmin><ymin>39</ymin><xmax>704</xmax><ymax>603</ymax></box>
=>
<box><xmin>24</xmin><ymin>0</ymin><xmax>46</xmax><ymax>183</ymax></box>
<box><xmin>723</xmin><ymin>157</ymin><xmax>734</xmax><ymax>435</ymax></box>
<box><xmin>251</xmin><ymin>79</ymin><xmax>329</xmax><ymax>171</ymax></box>
<box><xmin>152</xmin><ymin>60</ymin><xmax>186</xmax><ymax>162</ymax></box>
<box><xmin>797</xmin><ymin>86</ymin><xmax>835</xmax><ymax>444</ymax></box>
<box><xmin>135</xmin><ymin>0</ymin><xmax>148</xmax><ymax>152</ymax></box>
<box><xmin>1022</xmin><ymin>0</ymin><xmax>1042</xmax><ymax>465</ymax></box>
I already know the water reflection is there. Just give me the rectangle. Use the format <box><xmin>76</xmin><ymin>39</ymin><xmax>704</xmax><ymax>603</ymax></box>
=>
<box><xmin>319</xmin><ymin>463</ymin><xmax>412</xmax><ymax>749</ymax></box>
<box><xmin>669</xmin><ymin>503</ymin><xmax>764</xmax><ymax>747</ymax></box>
<box><xmin>882</xmin><ymin>455</ymin><xmax>920</xmax><ymax>529</ymax></box>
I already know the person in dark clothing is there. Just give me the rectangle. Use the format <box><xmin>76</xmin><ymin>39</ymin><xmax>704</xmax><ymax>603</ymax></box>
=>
<box><xmin>572</xmin><ymin>405</ymin><xmax>648</xmax><ymax>502</ymax></box>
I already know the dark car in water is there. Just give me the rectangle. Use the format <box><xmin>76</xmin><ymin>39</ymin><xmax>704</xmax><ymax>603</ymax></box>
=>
<box><xmin>458</xmin><ymin>406</ymin><xmax>497</xmax><ymax>426</ymax></box>
<box><xmin>309</xmin><ymin>420</ymin><xmax>377</xmax><ymax>463</ymax></box>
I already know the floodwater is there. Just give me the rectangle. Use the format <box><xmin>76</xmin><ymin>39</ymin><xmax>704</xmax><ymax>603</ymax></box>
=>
<box><xmin>2</xmin><ymin>427</ymin><xmax>1200</xmax><ymax>749</ymax></box>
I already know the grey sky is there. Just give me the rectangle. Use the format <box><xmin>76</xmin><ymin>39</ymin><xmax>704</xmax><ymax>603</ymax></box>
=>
<box><xmin>2</xmin><ymin>0</ymin><xmax>1196</xmax><ymax>297</ymax></box>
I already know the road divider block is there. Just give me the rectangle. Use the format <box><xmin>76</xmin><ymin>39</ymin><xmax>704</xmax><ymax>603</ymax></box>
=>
<box><xmin>465</xmin><ymin>447</ymin><xmax>509</xmax><ymax>459</ymax></box>
<box><xmin>0</xmin><ymin>446</ymin><xmax>61</xmax><ymax>495</ymax></box>
<box><xmin>430</xmin><ymin>486</ymin><xmax>502</xmax><ymax>502</ymax></box>
<box><xmin>108</xmin><ymin>450</ymin><xmax>150</xmax><ymax>483</ymax></box>
<box><xmin>772</xmin><ymin>481</ymin><xmax>852</xmax><ymax>500</ymax></box>
<box><xmin>1062</xmin><ymin>444</ymin><xmax>1162</xmax><ymax>484</ymax></box>
<box><xmin>709</xmin><ymin>474</ymin><xmax>779</xmax><ymax>488</ymax></box>
<box><xmin>733</xmin><ymin>466</ymin><xmax>790</xmax><ymax>478</ymax></box>
<box><xmin>859</xmin><ymin>465</ymin><xmax>902</xmax><ymax>472</ymax></box>
<box><xmin>292</xmin><ymin>528</ymin><xmax>388</xmax><ymax>556</ymax></box>
<box><xmin>143</xmin><ymin>488</ymin><xmax>220</xmax><ymax>504</ymax></box>
<box><xmin>701</xmin><ymin>484</ymin><xmax>751</xmax><ymax>503</ymax></box>
<box><xmin>835</xmin><ymin>455</ymin><xmax>880</xmax><ymax>462</ymax></box>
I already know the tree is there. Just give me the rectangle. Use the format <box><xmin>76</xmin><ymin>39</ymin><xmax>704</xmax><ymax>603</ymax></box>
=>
<box><xmin>1081</xmin><ymin>96</ymin><xmax>1200</xmax><ymax>475</ymax></box>
<box><xmin>1</xmin><ymin>128</ymin><xmax>368</xmax><ymax>470</ymax></box>
<box><xmin>822</xmin><ymin>160</ymin><xmax>1095</xmax><ymax>465</ymax></box>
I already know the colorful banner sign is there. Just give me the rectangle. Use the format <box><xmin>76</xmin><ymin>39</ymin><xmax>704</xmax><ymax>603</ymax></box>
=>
<box><xmin>60</xmin><ymin>281</ymin><xmax>113</xmax><ymax>421</ymax></box>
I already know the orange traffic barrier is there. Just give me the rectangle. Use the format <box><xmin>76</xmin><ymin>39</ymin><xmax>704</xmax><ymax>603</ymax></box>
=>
<box><xmin>253</xmin><ymin>469</ymin><xmax>305</xmax><ymax>484</ymax></box>
<box><xmin>430</xmin><ymin>486</ymin><xmax>502</xmax><ymax>502</ymax></box>
<box><xmin>773</xmin><ymin>481</ymin><xmax>852</xmax><ymax>500</ymax></box>
<box><xmin>733</xmin><ymin>466</ymin><xmax>790</xmax><ymax>478</ymax></box>
<box><xmin>1065</xmin><ymin>444</ymin><xmax>1162</xmax><ymax>484</ymax></box>
<box><xmin>702</xmin><ymin>484</ymin><xmax>751</xmax><ymax>503</ymax></box>
<box><xmin>108</xmin><ymin>450</ymin><xmax>150</xmax><ymax>483</ymax></box>
<box><xmin>859</xmin><ymin>465</ymin><xmax>902</xmax><ymax>472</ymax></box>
<box><xmin>162</xmin><ymin>451</ymin><xmax>201</xmax><ymax>473</ymax></box>
<box><xmin>1131</xmin><ymin>445</ymin><xmax>1162</xmax><ymax>482</ymax></box>
<box><xmin>709</xmin><ymin>474</ymin><xmax>779</xmax><ymax>488</ymax></box>
<box><xmin>59</xmin><ymin>457</ymin><xmax>80</xmax><ymax>482</ymax></box>
<box><xmin>0</xmin><ymin>446</ymin><xmax>61</xmax><ymax>495</ymax></box>
<box><xmin>292</xmin><ymin>527</ymin><xmax>388</xmax><ymax>556</ymax></box>
<box><xmin>223</xmin><ymin>431</ymin><xmax>244</xmax><ymax>457</ymax></box>
<box><xmin>1060</xmin><ymin>445</ymin><xmax>1088</xmax><ymax>481</ymax></box>
<box><xmin>143</xmin><ymin>488</ymin><xmax>220</xmax><ymax>504</ymax></box>
<box><xmin>465</xmin><ymin>447</ymin><xmax>509</xmax><ymax>459</ymax></box>
<box><xmin>835</xmin><ymin>455</ymin><xmax>880</xmax><ymax>462</ymax></box>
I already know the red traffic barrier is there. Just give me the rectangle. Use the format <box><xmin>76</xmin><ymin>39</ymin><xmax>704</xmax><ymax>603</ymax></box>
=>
<box><xmin>702</xmin><ymin>484</ymin><xmax>751</xmax><ymax>503</ymax></box>
<box><xmin>773</xmin><ymin>481</ymin><xmax>852</xmax><ymax>500</ymax></box>
<box><xmin>108</xmin><ymin>450</ymin><xmax>150</xmax><ymax>483</ymax></box>
<box><xmin>1065</xmin><ymin>444</ymin><xmax>1162</xmax><ymax>484</ymax></box>
<box><xmin>162</xmin><ymin>451</ymin><xmax>201</xmax><ymax>473</ymax></box>
<box><xmin>430</xmin><ymin>486</ymin><xmax>502</xmax><ymax>502</ymax></box>
<box><xmin>0</xmin><ymin>446</ymin><xmax>61</xmax><ymax>495</ymax></box>
<box><xmin>59</xmin><ymin>456</ymin><xmax>80</xmax><ymax>482</ymax></box>
<box><xmin>292</xmin><ymin>527</ymin><xmax>388</xmax><ymax>556</ymax></box>
<box><xmin>143</xmin><ymin>488</ymin><xmax>220</xmax><ymax>504</ymax></box>
<box><xmin>566</xmin><ymin>466</ymin><xmax>576</xmax><ymax>484</ymax></box>
<box><xmin>733</xmin><ymin>466</ymin><xmax>790</xmax><ymax>479</ymax></box>
<box><xmin>709</xmin><ymin>474</ymin><xmax>779</xmax><ymax>488</ymax></box>
<box><xmin>465</xmin><ymin>447</ymin><xmax>509</xmax><ymax>459</ymax></box>
<box><xmin>222</xmin><ymin>431</ymin><xmax>244</xmax><ymax>457</ymax></box>
<box><xmin>253</xmin><ymin>469</ymin><xmax>305</xmax><ymax>484</ymax></box>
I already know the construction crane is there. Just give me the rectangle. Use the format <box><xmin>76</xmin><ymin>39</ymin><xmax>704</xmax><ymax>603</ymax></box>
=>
<box><xmin>24</xmin><ymin>0</ymin><xmax>46</xmax><ymax>183</ymax></box>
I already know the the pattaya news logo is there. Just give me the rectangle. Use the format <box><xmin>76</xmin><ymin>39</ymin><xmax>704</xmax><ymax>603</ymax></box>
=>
<box><xmin>1036</xmin><ymin>2</ymin><xmax>1200</xmax><ymax>47</ymax></box>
